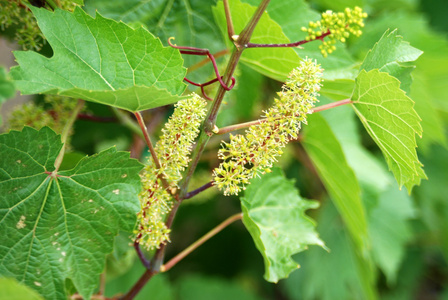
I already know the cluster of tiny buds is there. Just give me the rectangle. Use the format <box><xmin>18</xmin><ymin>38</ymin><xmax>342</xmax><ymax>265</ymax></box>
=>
<box><xmin>301</xmin><ymin>7</ymin><xmax>368</xmax><ymax>57</ymax></box>
<box><xmin>213</xmin><ymin>59</ymin><xmax>323</xmax><ymax>196</ymax></box>
<box><xmin>134</xmin><ymin>94</ymin><xmax>207</xmax><ymax>250</ymax></box>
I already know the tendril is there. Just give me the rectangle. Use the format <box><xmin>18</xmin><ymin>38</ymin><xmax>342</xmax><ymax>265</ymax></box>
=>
<box><xmin>168</xmin><ymin>38</ymin><xmax>236</xmax><ymax>99</ymax></box>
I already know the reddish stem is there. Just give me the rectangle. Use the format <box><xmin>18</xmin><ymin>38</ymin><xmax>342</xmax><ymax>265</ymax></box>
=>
<box><xmin>134</xmin><ymin>241</ymin><xmax>151</xmax><ymax>269</ymax></box>
<box><xmin>168</xmin><ymin>38</ymin><xmax>236</xmax><ymax>97</ymax></box>
<box><xmin>245</xmin><ymin>30</ymin><xmax>331</xmax><ymax>48</ymax></box>
<box><xmin>217</xmin><ymin>99</ymin><xmax>352</xmax><ymax>135</ymax></box>
<box><xmin>184</xmin><ymin>181</ymin><xmax>215</xmax><ymax>200</ymax></box>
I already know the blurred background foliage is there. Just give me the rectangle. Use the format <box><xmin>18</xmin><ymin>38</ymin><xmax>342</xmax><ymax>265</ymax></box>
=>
<box><xmin>1</xmin><ymin>0</ymin><xmax>448</xmax><ymax>299</ymax></box>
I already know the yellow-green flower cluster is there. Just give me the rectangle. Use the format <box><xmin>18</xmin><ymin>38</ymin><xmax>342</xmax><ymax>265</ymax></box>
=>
<box><xmin>214</xmin><ymin>59</ymin><xmax>323</xmax><ymax>196</ymax></box>
<box><xmin>301</xmin><ymin>7</ymin><xmax>368</xmax><ymax>57</ymax></box>
<box><xmin>134</xmin><ymin>94</ymin><xmax>207</xmax><ymax>250</ymax></box>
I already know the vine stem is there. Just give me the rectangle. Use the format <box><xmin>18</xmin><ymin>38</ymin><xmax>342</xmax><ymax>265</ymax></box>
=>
<box><xmin>217</xmin><ymin>99</ymin><xmax>353</xmax><ymax>135</ymax></box>
<box><xmin>161</xmin><ymin>213</ymin><xmax>243</xmax><ymax>272</ymax></box>
<box><xmin>53</xmin><ymin>99</ymin><xmax>84</xmax><ymax>172</ymax></box>
<box><xmin>184</xmin><ymin>181</ymin><xmax>214</xmax><ymax>199</ymax></box>
<box><xmin>134</xmin><ymin>111</ymin><xmax>162</xmax><ymax>170</ymax></box>
<box><xmin>125</xmin><ymin>1</ymin><xmax>271</xmax><ymax>299</ymax></box>
<box><xmin>178</xmin><ymin>0</ymin><xmax>272</xmax><ymax>200</ymax></box>
<box><xmin>245</xmin><ymin>30</ymin><xmax>331</xmax><ymax>48</ymax></box>
<box><xmin>312</xmin><ymin>99</ymin><xmax>352</xmax><ymax>112</ymax></box>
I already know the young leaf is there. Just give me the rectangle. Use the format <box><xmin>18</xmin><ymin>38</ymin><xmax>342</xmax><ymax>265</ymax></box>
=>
<box><xmin>10</xmin><ymin>7</ymin><xmax>187</xmax><ymax>112</ymax></box>
<box><xmin>360</xmin><ymin>29</ymin><xmax>423</xmax><ymax>93</ymax></box>
<box><xmin>0</xmin><ymin>127</ymin><xmax>143</xmax><ymax>299</ymax></box>
<box><xmin>351</xmin><ymin>12</ymin><xmax>448</xmax><ymax>150</ymax></box>
<box><xmin>302</xmin><ymin>113</ymin><xmax>369</xmax><ymax>253</ymax></box>
<box><xmin>213</xmin><ymin>0</ymin><xmax>301</xmax><ymax>81</ymax></box>
<box><xmin>351</xmin><ymin>69</ymin><xmax>426</xmax><ymax>192</ymax></box>
<box><xmin>240</xmin><ymin>167</ymin><xmax>325</xmax><ymax>283</ymax></box>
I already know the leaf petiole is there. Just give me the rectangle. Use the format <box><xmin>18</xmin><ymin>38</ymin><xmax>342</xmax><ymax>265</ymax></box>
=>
<box><xmin>53</xmin><ymin>99</ymin><xmax>84</xmax><ymax>172</ymax></box>
<box><xmin>161</xmin><ymin>213</ymin><xmax>243</xmax><ymax>272</ymax></box>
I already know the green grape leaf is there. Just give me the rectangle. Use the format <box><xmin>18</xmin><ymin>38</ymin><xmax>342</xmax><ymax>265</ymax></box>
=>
<box><xmin>353</xmin><ymin>12</ymin><xmax>448</xmax><ymax>151</ymax></box>
<box><xmin>83</xmin><ymin>0</ymin><xmax>225</xmax><ymax>83</ymax></box>
<box><xmin>213</xmin><ymin>0</ymin><xmax>301</xmax><ymax>81</ymax></box>
<box><xmin>0</xmin><ymin>127</ymin><xmax>143</xmax><ymax>299</ymax></box>
<box><xmin>351</xmin><ymin>69</ymin><xmax>426</xmax><ymax>192</ymax></box>
<box><xmin>240</xmin><ymin>167</ymin><xmax>325</xmax><ymax>283</ymax></box>
<box><xmin>360</xmin><ymin>29</ymin><xmax>423</xmax><ymax>93</ymax></box>
<box><xmin>319</xmin><ymin>100</ymin><xmax>416</xmax><ymax>283</ymax></box>
<box><xmin>0</xmin><ymin>277</ymin><xmax>44</xmax><ymax>300</ymax></box>
<box><xmin>302</xmin><ymin>113</ymin><xmax>369</xmax><ymax>253</ymax></box>
<box><xmin>10</xmin><ymin>7</ymin><xmax>187</xmax><ymax>112</ymax></box>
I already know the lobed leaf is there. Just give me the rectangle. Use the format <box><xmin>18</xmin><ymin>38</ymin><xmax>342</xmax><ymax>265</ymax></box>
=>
<box><xmin>213</xmin><ymin>0</ymin><xmax>301</xmax><ymax>81</ymax></box>
<box><xmin>351</xmin><ymin>69</ymin><xmax>426</xmax><ymax>192</ymax></box>
<box><xmin>10</xmin><ymin>7</ymin><xmax>187</xmax><ymax>112</ymax></box>
<box><xmin>351</xmin><ymin>12</ymin><xmax>448</xmax><ymax>151</ymax></box>
<box><xmin>83</xmin><ymin>0</ymin><xmax>225</xmax><ymax>83</ymax></box>
<box><xmin>240</xmin><ymin>168</ymin><xmax>325</xmax><ymax>283</ymax></box>
<box><xmin>360</xmin><ymin>29</ymin><xmax>422</xmax><ymax>93</ymax></box>
<box><xmin>302</xmin><ymin>113</ymin><xmax>369</xmax><ymax>253</ymax></box>
<box><xmin>0</xmin><ymin>127</ymin><xmax>143</xmax><ymax>299</ymax></box>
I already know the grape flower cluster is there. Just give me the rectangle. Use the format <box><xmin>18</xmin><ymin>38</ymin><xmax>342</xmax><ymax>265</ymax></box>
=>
<box><xmin>134</xmin><ymin>94</ymin><xmax>207</xmax><ymax>250</ymax></box>
<box><xmin>213</xmin><ymin>58</ymin><xmax>323</xmax><ymax>196</ymax></box>
<box><xmin>301</xmin><ymin>7</ymin><xmax>368</xmax><ymax>57</ymax></box>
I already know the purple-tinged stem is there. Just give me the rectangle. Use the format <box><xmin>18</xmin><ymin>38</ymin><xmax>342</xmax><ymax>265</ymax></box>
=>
<box><xmin>134</xmin><ymin>242</ymin><xmax>151</xmax><ymax>269</ymax></box>
<box><xmin>245</xmin><ymin>30</ymin><xmax>331</xmax><ymax>48</ymax></box>
<box><xmin>184</xmin><ymin>181</ymin><xmax>215</xmax><ymax>200</ymax></box>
